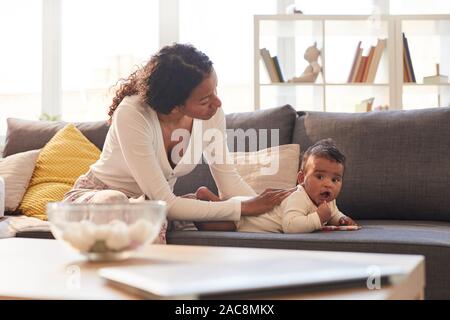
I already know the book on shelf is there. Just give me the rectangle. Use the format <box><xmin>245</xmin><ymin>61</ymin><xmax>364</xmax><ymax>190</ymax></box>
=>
<box><xmin>403</xmin><ymin>50</ymin><xmax>411</xmax><ymax>82</ymax></box>
<box><xmin>361</xmin><ymin>46</ymin><xmax>376</xmax><ymax>82</ymax></box>
<box><xmin>348</xmin><ymin>39</ymin><xmax>386</xmax><ymax>83</ymax></box>
<box><xmin>366</xmin><ymin>38</ymin><xmax>387</xmax><ymax>83</ymax></box>
<box><xmin>355</xmin><ymin>56</ymin><xmax>368</xmax><ymax>83</ymax></box>
<box><xmin>403</xmin><ymin>33</ymin><xmax>416</xmax><ymax>83</ymax></box>
<box><xmin>260</xmin><ymin>48</ymin><xmax>281</xmax><ymax>83</ymax></box>
<box><xmin>347</xmin><ymin>41</ymin><xmax>362</xmax><ymax>83</ymax></box>
<box><xmin>272</xmin><ymin>56</ymin><xmax>285</xmax><ymax>82</ymax></box>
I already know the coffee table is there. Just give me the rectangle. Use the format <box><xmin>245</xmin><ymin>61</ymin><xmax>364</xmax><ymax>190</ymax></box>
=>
<box><xmin>0</xmin><ymin>238</ymin><xmax>424</xmax><ymax>300</ymax></box>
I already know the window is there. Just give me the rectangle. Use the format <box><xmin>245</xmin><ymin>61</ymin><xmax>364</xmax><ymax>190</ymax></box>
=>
<box><xmin>61</xmin><ymin>0</ymin><xmax>159</xmax><ymax>122</ymax></box>
<box><xmin>179</xmin><ymin>0</ymin><xmax>277</xmax><ymax>114</ymax></box>
<box><xmin>390</xmin><ymin>0</ymin><xmax>450</xmax><ymax>14</ymax></box>
<box><xmin>0</xmin><ymin>0</ymin><xmax>42</xmax><ymax>137</ymax></box>
<box><xmin>1</xmin><ymin>0</ymin><xmax>449</xmax><ymax>146</ymax></box>
<box><xmin>294</xmin><ymin>0</ymin><xmax>374</xmax><ymax>15</ymax></box>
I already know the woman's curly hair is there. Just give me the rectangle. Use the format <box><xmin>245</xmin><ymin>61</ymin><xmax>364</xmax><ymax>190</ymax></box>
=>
<box><xmin>108</xmin><ymin>43</ymin><xmax>213</xmax><ymax>124</ymax></box>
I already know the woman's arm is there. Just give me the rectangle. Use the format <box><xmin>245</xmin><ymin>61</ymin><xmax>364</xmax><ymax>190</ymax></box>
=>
<box><xmin>113</xmin><ymin>107</ymin><xmax>242</xmax><ymax>222</ymax></box>
<box><xmin>203</xmin><ymin>108</ymin><xmax>257</xmax><ymax>199</ymax></box>
<box><xmin>202</xmin><ymin>109</ymin><xmax>294</xmax><ymax>216</ymax></box>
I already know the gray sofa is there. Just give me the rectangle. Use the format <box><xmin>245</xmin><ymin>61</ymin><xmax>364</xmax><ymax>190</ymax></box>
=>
<box><xmin>3</xmin><ymin>105</ymin><xmax>450</xmax><ymax>299</ymax></box>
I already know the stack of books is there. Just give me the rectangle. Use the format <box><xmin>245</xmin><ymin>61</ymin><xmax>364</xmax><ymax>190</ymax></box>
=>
<box><xmin>260</xmin><ymin>48</ymin><xmax>284</xmax><ymax>83</ymax></box>
<box><xmin>402</xmin><ymin>33</ymin><xmax>416</xmax><ymax>83</ymax></box>
<box><xmin>347</xmin><ymin>38</ymin><xmax>387</xmax><ymax>83</ymax></box>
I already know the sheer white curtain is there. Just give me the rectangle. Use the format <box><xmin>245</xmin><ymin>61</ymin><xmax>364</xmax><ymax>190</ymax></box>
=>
<box><xmin>60</xmin><ymin>0</ymin><xmax>159</xmax><ymax>123</ymax></box>
<box><xmin>294</xmin><ymin>0</ymin><xmax>374</xmax><ymax>14</ymax></box>
<box><xmin>0</xmin><ymin>0</ymin><xmax>42</xmax><ymax>138</ymax></box>
<box><xmin>390</xmin><ymin>0</ymin><xmax>450</xmax><ymax>14</ymax></box>
<box><xmin>1</xmin><ymin>0</ymin><xmax>449</xmax><ymax>144</ymax></box>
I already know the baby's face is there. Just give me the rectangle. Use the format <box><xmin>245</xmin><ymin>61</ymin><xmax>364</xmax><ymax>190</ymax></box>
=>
<box><xmin>299</xmin><ymin>156</ymin><xmax>344</xmax><ymax>207</ymax></box>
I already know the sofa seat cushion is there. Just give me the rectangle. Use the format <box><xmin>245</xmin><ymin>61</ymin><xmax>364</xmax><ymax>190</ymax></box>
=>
<box><xmin>167</xmin><ymin>219</ymin><xmax>450</xmax><ymax>299</ymax></box>
<box><xmin>167</xmin><ymin>220</ymin><xmax>450</xmax><ymax>248</ymax></box>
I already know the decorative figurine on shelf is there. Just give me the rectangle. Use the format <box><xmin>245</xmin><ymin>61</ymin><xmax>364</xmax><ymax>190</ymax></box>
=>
<box><xmin>423</xmin><ymin>63</ymin><xmax>448</xmax><ymax>84</ymax></box>
<box><xmin>285</xmin><ymin>4</ymin><xmax>303</xmax><ymax>14</ymax></box>
<box><xmin>373</xmin><ymin>105</ymin><xmax>389</xmax><ymax>112</ymax></box>
<box><xmin>289</xmin><ymin>42</ymin><xmax>322</xmax><ymax>83</ymax></box>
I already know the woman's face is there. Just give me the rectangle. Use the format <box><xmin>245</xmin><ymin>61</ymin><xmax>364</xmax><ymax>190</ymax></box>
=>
<box><xmin>181</xmin><ymin>69</ymin><xmax>222</xmax><ymax>120</ymax></box>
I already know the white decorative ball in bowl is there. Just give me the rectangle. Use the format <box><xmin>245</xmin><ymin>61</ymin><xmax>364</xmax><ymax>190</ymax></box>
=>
<box><xmin>47</xmin><ymin>201</ymin><xmax>167</xmax><ymax>261</ymax></box>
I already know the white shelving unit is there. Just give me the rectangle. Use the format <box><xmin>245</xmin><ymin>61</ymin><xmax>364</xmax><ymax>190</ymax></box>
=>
<box><xmin>398</xmin><ymin>16</ymin><xmax>450</xmax><ymax>110</ymax></box>
<box><xmin>254</xmin><ymin>14</ymin><xmax>450</xmax><ymax>111</ymax></box>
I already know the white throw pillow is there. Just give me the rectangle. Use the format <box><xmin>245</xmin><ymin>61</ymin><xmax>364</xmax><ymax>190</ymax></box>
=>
<box><xmin>0</xmin><ymin>177</ymin><xmax>4</xmax><ymax>217</ymax></box>
<box><xmin>0</xmin><ymin>149</ymin><xmax>40</xmax><ymax>212</ymax></box>
<box><xmin>229</xmin><ymin>144</ymin><xmax>300</xmax><ymax>194</ymax></box>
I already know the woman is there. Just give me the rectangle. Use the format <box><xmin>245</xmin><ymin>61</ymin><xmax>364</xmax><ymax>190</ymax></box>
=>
<box><xmin>64</xmin><ymin>43</ymin><xmax>291</xmax><ymax>243</ymax></box>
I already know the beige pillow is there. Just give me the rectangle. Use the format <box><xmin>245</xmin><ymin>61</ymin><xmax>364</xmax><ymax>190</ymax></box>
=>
<box><xmin>230</xmin><ymin>144</ymin><xmax>300</xmax><ymax>194</ymax></box>
<box><xmin>0</xmin><ymin>149</ymin><xmax>40</xmax><ymax>212</ymax></box>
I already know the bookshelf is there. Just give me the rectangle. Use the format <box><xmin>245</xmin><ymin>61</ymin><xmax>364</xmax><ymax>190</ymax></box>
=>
<box><xmin>397</xmin><ymin>16</ymin><xmax>450</xmax><ymax>110</ymax></box>
<box><xmin>254</xmin><ymin>14</ymin><xmax>450</xmax><ymax>112</ymax></box>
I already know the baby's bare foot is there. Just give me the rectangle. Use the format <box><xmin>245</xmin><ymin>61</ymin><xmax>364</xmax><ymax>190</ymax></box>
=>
<box><xmin>129</xmin><ymin>194</ymin><xmax>145</xmax><ymax>203</ymax></box>
<box><xmin>195</xmin><ymin>187</ymin><xmax>220</xmax><ymax>201</ymax></box>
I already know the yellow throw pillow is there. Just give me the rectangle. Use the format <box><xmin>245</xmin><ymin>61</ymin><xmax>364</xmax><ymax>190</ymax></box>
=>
<box><xmin>19</xmin><ymin>124</ymin><xmax>101</xmax><ymax>220</ymax></box>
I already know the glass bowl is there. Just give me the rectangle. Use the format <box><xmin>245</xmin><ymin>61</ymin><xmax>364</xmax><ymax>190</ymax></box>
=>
<box><xmin>46</xmin><ymin>201</ymin><xmax>167</xmax><ymax>261</ymax></box>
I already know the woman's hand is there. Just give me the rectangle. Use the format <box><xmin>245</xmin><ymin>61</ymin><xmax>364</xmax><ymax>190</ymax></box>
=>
<box><xmin>241</xmin><ymin>188</ymin><xmax>294</xmax><ymax>216</ymax></box>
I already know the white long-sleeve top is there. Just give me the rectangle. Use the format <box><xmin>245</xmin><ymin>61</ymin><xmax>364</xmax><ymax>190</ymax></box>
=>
<box><xmin>90</xmin><ymin>95</ymin><xmax>256</xmax><ymax>221</ymax></box>
<box><xmin>237</xmin><ymin>185</ymin><xmax>346</xmax><ymax>233</ymax></box>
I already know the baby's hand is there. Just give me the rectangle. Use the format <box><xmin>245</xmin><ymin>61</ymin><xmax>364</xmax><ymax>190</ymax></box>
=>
<box><xmin>339</xmin><ymin>216</ymin><xmax>357</xmax><ymax>226</ymax></box>
<box><xmin>317</xmin><ymin>201</ymin><xmax>332</xmax><ymax>223</ymax></box>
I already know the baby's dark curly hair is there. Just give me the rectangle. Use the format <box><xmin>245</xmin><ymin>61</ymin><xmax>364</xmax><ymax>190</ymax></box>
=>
<box><xmin>108</xmin><ymin>43</ymin><xmax>213</xmax><ymax>123</ymax></box>
<box><xmin>300</xmin><ymin>138</ymin><xmax>346</xmax><ymax>171</ymax></box>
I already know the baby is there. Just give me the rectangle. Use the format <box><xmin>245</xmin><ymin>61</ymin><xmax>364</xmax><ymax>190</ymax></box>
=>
<box><xmin>195</xmin><ymin>139</ymin><xmax>357</xmax><ymax>233</ymax></box>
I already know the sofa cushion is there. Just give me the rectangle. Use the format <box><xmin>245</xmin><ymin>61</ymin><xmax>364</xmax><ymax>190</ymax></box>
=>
<box><xmin>229</xmin><ymin>144</ymin><xmax>300</xmax><ymax>194</ymax></box>
<box><xmin>166</xmin><ymin>219</ymin><xmax>450</xmax><ymax>299</ymax></box>
<box><xmin>18</xmin><ymin>124</ymin><xmax>101</xmax><ymax>220</ymax></box>
<box><xmin>0</xmin><ymin>149</ymin><xmax>40</xmax><ymax>213</ymax></box>
<box><xmin>292</xmin><ymin>107</ymin><xmax>450</xmax><ymax>222</ymax></box>
<box><xmin>225</xmin><ymin>105</ymin><xmax>297</xmax><ymax>152</ymax></box>
<box><xmin>3</xmin><ymin>118</ymin><xmax>109</xmax><ymax>157</ymax></box>
<box><xmin>174</xmin><ymin>105</ymin><xmax>297</xmax><ymax>195</ymax></box>
<box><xmin>174</xmin><ymin>144</ymin><xmax>300</xmax><ymax>201</ymax></box>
